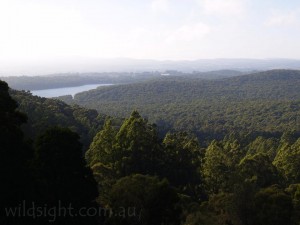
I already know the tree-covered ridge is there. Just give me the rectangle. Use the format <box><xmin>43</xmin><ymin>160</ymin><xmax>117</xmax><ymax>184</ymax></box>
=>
<box><xmin>63</xmin><ymin>69</ymin><xmax>300</xmax><ymax>139</ymax></box>
<box><xmin>0</xmin><ymin>70</ymin><xmax>246</xmax><ymax>91</ymax></box>
<box><xmin>73</xmin><ymin>69</ymin><xmax>300</xmax><ymax>102</ymax></box>
<box><xmin>1</xmin><ymin>72</ymin><xmax>161</xmax><ymax>90</ymax></box>
<box><xmin>10</xmin><ymin>89</ymin><xmax>107</xmax><ymax>150</ymax></box>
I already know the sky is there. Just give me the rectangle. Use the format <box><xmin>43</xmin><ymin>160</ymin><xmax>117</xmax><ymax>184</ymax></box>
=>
<box><xmin>1</xmin><ymin>0</ymin><xmax>300</xmax><ymax>74</ymax></box>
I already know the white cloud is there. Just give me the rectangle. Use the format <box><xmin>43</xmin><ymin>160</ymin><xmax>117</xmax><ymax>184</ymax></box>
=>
<box><xmin>166</xmin><ymin>22</ymin><xmax>211</xmax><ymax>43</ymax></box>
<box><xmin>264</xmin><ymin>10</ymin><xmax>299</xmax><ymax>27</ymax></box>
<box><xmin>151</xmin><ymin>0</ymin><xmax>169</xmax><ymax>13</ymax></box>
<box><xmin>197</xmin><ymin>0</ymin><xmax>245</xmax><ymax>16</ymax></box>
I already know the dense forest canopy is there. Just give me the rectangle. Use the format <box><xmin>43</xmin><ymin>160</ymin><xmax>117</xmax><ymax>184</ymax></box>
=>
<box><xmin>1</xmin><ymin>69</ymin><xmax>300</xmax><ymax>225</ymax></box>
<box><xmin>57</xmin><ymin>69</ymin><xmax>300</xmax><ymax>141</ymax></box>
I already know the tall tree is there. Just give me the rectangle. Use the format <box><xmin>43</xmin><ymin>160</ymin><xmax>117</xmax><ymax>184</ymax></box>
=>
<box><xmin>162</xmin><ymin>132</ymin><xmax>203</xmax><ymax>199</ymax></box>
<box><xmin>114</xmin><ymin>111</ymin><xmax>163</xmax><ymax>177</ymax></box>
<box><xmin>86</xmin><ymin>118</ymin><xmax>117</xmax><ymax>168</ymax></box>
<box><xmin>202</xmin><ymin>140</ymin><xmax>242</xmax><ymax>194</ymax></box>
<box><xmin>85</xmin><ymin>118</ymin><xmax>118</xmax><ymax>203</ymax></box>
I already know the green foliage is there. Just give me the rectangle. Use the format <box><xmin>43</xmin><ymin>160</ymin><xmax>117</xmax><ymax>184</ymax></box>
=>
<box><xmin>202</xmin><ymin>140</ymin><xmax>242</xmax><ymax>194</ymax></box>
<box><xmin>238</xmin><ymin>153</ymin><xmax>281</xmax><ymax>188</ymax></box>
<box><xmin>162</xmin><ymin>132</ymin><xmax>203</xmax><ymax>198</ymax></box>
<box><xmin>88</xmin><ymin>111</ymin><xmax>163</xmax><ymax>179</ymax></box>
<box><xmin>85</xmin><ymin>119</ymin><xmax>119</xmax><ymax>203</ymax></box>
<box><xmin>86</xmin><ymin>111</ymin><xmax>166</xmax><ymax>205</ymax></box>
<box><xmin>3</xmin><ymin>69</ymin><xmax>300</xmax><ymax>225</ymax></box>
<box><xmin>114</xmin><ymin>111</ymin><xmax>162</xmax><ymax>177</ymax></box>
<box><xmin>274</xmin><ymin>138</ymin><xmax>300</xmax><ymax>183</ymax></box>
<box><xmin>106</xmin><ymin>174</ymin><xmax>181</xmax><ymax>225</ymax></box>
<box><xmin>280</xmin><ymin>131</ymin><xmax>299</xmax><ymax>145</ymax></box>
<box><xmin>10</xmin><ymin>89</ymin><xmax>105</xmax><ymax>150</ymax></box>
<box><xmin>87</xmin><ymin>112</ymin><xmax>205</xmax><ymax>203</ymax></box>
<box><xmin>86</xmin><ymin>119</ymin><xmax>117</xmax><ymax>167</ymax></box>
<box><xmin>184</xmin><ymin>193</ymin><xmax>241</xmax><ymax>225</ymax></box>
<box><xmin>69</xmin><ymin>70</ymin><xmax>300</xmax><ymax>141</ymax></box>
<box><xmin>245</xmin><ymin>136</ymin><xmax>280</xmax><ymax>160</ymax></box>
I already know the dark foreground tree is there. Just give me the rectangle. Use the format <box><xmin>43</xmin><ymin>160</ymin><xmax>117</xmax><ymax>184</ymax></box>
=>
<box><xmin>0</xmin><ymin>80</ymin><xmax>33</xmax><ymax>224</ymax></box>
<box><xmin>35</xmin><ymin>127</ymin><xmax>99</xmax><ymax>224</ymax></box>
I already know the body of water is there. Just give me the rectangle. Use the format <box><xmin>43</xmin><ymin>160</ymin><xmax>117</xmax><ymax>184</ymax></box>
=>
<box><xmin>31</xmin><ymin>84</ymin><xmax>112</xmax><ymax>98</ymax></box>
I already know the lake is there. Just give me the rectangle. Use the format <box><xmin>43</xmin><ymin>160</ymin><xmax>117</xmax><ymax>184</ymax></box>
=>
<box><xmin>31</xmin><ymin>84</ymin><xmax>113</xmax><ymax>98</ymax></box>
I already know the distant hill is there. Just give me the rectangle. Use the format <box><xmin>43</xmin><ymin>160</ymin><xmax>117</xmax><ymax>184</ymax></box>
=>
<box><xmin>0</xmin><ymin>70</ymin><xmax>247</xmax><ymax>91</ymax></box>
<box><xmin>1</xmin><ymin>58</ymin><xmax>300</xmax><ymax>76</ymax></box>
<box><xmin>62</xmin><ymin>69</ymin><xmax>300</xmax><ymax>140</ymax></box>
<box><xmin>0</xmin><ymin>72</ymin><xmax>161</xmax><ymax>90</ymax></box>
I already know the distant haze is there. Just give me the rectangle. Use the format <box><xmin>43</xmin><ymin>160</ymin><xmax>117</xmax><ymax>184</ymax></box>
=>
<box><xmin>1</xmin><ymin>0</ymin><xmax>300</xmax><ymax>75</ymax></box>
<box><xmin>1</xmin><ymin>58</ymin><xmax>300</xmax><ymax>76</ymax></box>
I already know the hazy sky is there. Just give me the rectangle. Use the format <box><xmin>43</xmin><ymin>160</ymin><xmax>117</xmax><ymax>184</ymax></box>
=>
<box><xmin>1</xmin><ymin>0</ymin><xmax>300</xmax><ymax>64</ymax></box>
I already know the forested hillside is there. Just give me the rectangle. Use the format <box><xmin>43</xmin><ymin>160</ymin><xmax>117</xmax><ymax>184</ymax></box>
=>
<box><xmin>1</xmin><ymin>69</ymin><xmax>300</xmax><ymax>225</ymax></box>
<box><xmin>64</xmin><ymin>69</ymin><xmax>300</xmax><ymax>140</ymax></box>
<box><xmin>10</xmin><ymin>90</ymin><xmax>108</xmax><ymax>150</ymax></box>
